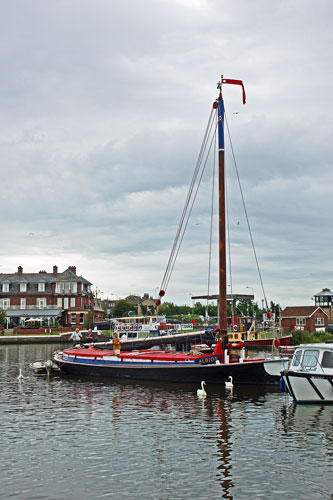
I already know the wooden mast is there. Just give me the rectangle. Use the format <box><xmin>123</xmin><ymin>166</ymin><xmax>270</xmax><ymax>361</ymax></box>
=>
<box><xmin>215</xmin><ymin>76</ymin><xmax>246</xmax><ymax>334</ymax></box>
<box><xmin>216</xmin><ymin>81</ymin><xmax>227</xmax><ymax>333</ymax></box>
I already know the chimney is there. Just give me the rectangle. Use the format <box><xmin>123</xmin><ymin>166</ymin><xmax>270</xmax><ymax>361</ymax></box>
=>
<box><xmin>53</xmin><ymin>265</ymin><xmax>58</xmax><ymax>276</ymax></box>
<box><xmin>69</xmin><ymin>266</ymin><xmax>76</xmax><ymax>275</ymax></box>
<box><xmin>39</xmin><ymin>270</ymin><xmax>47</xmax><ymax>274</ymax></box>
<box><xmin>17</xmin><ymin>266</ymin><xmax>23</xmax><ymax>275</ymax></box>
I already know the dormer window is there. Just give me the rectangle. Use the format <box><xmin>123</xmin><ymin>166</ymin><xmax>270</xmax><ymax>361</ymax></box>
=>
<box><xmin>38</xmin><ymin>282</ymin><xmax>45</xmax><ymax>292</ymax></box>
<box><xmin>20</xmin><ymin>282</ymin><xmax>27</xmax><ymax>292</ymax></box>
<box><xmin>2</xmin><ymin>282</ymin><xmax>9</xmax><ymax>292</ymax></box>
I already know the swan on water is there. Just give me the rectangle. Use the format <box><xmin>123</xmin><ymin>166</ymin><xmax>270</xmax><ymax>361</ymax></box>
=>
<box><xmin>225</xmin><ymin>376</ymin><xmax>233</xmax><ymax>388</ymax></box>
<box><xmin>17</xmin><ymin>369</ymin><xmax>24</xmax><ymax>381</ymax></box>
<box><xmin>197</xmin><ymin>381</ymin><xmax>207</xmax><ymax>397</ymax></box>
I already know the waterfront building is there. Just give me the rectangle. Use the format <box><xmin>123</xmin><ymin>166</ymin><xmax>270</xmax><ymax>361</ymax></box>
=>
<box><xmin>0</xmin><ymin>265</ymin><xmax>94</xmax><ymax>328</ymax></box>
<box><xmin>280</xmin><ymin>306</ymin><xmax>328</xmax><ymax>333</ymax></box>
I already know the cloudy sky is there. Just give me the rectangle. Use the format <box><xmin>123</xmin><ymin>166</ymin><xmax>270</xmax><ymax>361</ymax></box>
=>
<box><xmin>1</xmin><ymin>0</ymin><xmax>332</xmax><ymax>308</ymax></box>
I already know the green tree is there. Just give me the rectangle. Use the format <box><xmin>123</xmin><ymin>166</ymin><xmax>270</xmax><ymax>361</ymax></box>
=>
<box><xmin>0</xmin><ymin>310</ymin><xmax>6</xmax><ymax>327</ymax></box>
<box><xmin>112</xmin><ymin>300</ymin><xmax>135</xmax><ymax>318</ymax></box>
<box><xmin>85</xmin><ymin>311</ymin><xmax>93</xmax><ymax>329</ymax></box>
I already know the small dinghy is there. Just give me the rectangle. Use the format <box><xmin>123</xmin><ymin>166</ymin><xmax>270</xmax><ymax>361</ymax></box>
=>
<box><xmin>29</xmin><ymin>359</ymin><xmax>60</xmax><ymax>375</ymax></box>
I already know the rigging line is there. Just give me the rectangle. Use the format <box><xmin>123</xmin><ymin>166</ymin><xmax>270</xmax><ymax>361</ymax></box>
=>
<box><xmin>161</xmin><ymin>108</ymin><xmax>216</xmax><ymax>292</ymax></box>
<box><xmin>164</xmin><ymin>121</ymin><xmax>217</xmax><ymax>291</ymax></box>
<box><xmin>164</xmin><ymin>119</ymin><xmax>218</xmax><ymax>291</ymax></box>
<box><xmin>224</xmin><ymin>108</ymin><xmax>269</xmax><ymax>310</ymax></box>
<box><xmin>161</xmin><ymin>113</ymin><xmax>215</xmax><ymax>292</ymax></box>
<box><xmin>160</xmin><ymin>107</ymin><xmax>215</xmax><ymax>292</ymax></box>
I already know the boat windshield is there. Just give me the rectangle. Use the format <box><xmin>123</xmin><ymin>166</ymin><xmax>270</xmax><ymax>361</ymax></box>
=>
<box><xmin>301</xmin><ymin>349</ymin><xmax>320</xmax><ymax>369</ymax></box>
<box><xmin>292</xmin><ymin>350</ymin><xmax>302</xmax><ymax>367</ymax></box>
<box><xmin>322</xmin><ymin>350</ymin><xmax>333</xmax><ymax>368</ymax></box>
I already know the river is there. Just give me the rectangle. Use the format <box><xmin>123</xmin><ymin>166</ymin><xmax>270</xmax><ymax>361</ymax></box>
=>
<box><xmin>0</xmin><ymin>343</ymin><xmax>332</xmax><ymax>499</ymax></box>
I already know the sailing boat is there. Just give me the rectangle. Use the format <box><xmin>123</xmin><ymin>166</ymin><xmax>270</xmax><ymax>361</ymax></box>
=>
<box><xmin>53</xmin><ymin>77</ymin><xmax>287</xmax><ymax>385</ymax></box>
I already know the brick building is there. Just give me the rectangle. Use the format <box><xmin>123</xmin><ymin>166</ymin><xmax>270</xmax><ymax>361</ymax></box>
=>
<box><xmin>280</xmin><ymin>306</ymin><xmax>328</xmax><ymax>333</ymax></box>
<box><xmin>0</xmin><ymin>265</ymin><xmax>94</xmax><ymax>328</ymax></box>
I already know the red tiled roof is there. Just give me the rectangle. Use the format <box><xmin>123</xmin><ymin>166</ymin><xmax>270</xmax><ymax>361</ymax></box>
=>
<box><xmin>281</xmin><ymin>306</ymin><xmax>328</xmax><ymax>318</ymax></box>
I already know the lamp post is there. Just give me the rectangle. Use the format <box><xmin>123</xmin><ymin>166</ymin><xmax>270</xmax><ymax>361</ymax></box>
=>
<box><xmin>246</xmin><ymin>286</ymin><xmax>254</xmax><ymax>325</ymax></box>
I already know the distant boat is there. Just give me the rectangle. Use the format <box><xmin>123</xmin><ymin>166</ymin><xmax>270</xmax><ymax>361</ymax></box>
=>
<box><xmin>53</xmin><ymin>76</ymin><xmax>287</xmax><ymax>385</ymax></box>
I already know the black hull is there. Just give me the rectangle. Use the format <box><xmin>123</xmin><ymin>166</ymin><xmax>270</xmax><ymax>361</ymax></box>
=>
<box><xmin>55</xmin><ymin>358</ymin><xmax>282</xmax><ymax>385</ymax></box>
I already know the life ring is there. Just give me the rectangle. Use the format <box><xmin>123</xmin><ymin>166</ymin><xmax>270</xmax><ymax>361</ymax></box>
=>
<box><xmin>233</xmin><ymin>325</ymin><xmax>238</xmax><ymax>332</ymax></box>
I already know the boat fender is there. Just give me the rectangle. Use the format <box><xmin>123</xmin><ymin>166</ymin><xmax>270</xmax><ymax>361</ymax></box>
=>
<box><xmin>274</xmin><ymin>339</ymin><xmax>281</xmax><ymax>348</ymax></box>
<box><xmin>279</xmin><ymin>377</ymin><xmax>286</xmax><ymax>392</ymax></box>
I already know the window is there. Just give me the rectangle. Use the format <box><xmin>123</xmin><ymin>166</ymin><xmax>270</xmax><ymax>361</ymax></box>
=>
<box><xmin>301</xmin><ymin>349</ymin><xmax>319</xmax><ymax>368</ymax></box>
<box><xmin>38</xmin><ymin>282</ymin><xmax>45</xmax><ymax>292</ymax></box>
<box><xmin>64</xmin><ymin>298</ymin><xmax>69</xmax><ymax>309</ymax></box>
<box><xmin>70</xmin><ymin>297</ymin><xmax>76</xmax><ymax>307</ymax></box>
<box><xmin>57</xmin><ymin>298</ymin><xmax>62</xmax><ymax>307</ymax></box>
<box><xmin>0</xmin><ymin>298</ymin><xmax>10</xmax><ymax>309</ymax></box>
<box><xmin>322</xmin><ymin>351</ymin><xmax>333</xmax><ymax>368</ymax></box>
<box><xmin>71</xmin><ymin>313</ymin><xmax>77</xmax><ymax>324</ymax></box>
<box><xmin>315</xmin><ymin>317</ymin><xmax>324</xmax><ymax>326</ymax></box>
<box><xmin>20</xmin><ymin>282</ymin><xmax>27</xmax><ymax>292</ymax></box>
<box><xmin>37</xmin><ymin>298</ymin><xmax>46</xmax><ymax>309</ymax></box>
<box><xmin>296</xmin><ymin>317</ymin><xmax>306</xmax><ymax>326</ymax></box>
<box><xmin>292</xmin><ymin>350</ymin><xmax>302</xmax><ymax>367</ymax></box>
<box><xmin>21</xmin><ymin>298</ymin><xmax>26</xmax><ymax>309</ymax></box>
<box><xmin>2</xmin><ymin>283</ymin><xmax>9</xmax><ymax>292</ymax></box>
<box><xmin>56</xmin><ymin>282</ymin><xmax>77</xmax><ymax>293</ymax></box>
<box><xmin>79</xmin><ymin>313</ymin><xmax>84</xmax><ymax>324</ymax></box>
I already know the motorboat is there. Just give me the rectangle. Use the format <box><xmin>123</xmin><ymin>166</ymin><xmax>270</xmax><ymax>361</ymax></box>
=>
<box><xmin>29</xmin><ymin>359</ymin><xmax>60</xmax><ymax>375</ymax></box>
<box><xmin>281</xmin><ymin>343</ymin><xmax>333</xmax><ymax>403</ymax></box>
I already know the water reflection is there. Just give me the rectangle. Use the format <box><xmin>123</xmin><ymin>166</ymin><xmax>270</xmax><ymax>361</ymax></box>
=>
<box><xmin>0</xmin><ymin>344</ymin><xmax>332</xmax><ymax>500</ymax></box>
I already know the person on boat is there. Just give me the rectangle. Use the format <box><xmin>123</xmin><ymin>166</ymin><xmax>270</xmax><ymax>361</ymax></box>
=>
<box><xmin>113</xmin><ymin>332</ymin><xmax>121</xmax><ymax>355</ymax></box>
<box><xmin>69</xmin><ymin>328</ymin><xmax>82</xmax><ymax>345</ymax></box>
<box><xmin>86</xmin><ymin>329</ymin><xmax>94</xmax><ymax>343</ymax></box>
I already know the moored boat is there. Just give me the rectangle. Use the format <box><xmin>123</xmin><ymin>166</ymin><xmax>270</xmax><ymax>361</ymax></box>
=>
<box><xmin>53</xmin><ymin>76</ymin><xmax>289</xmax><ymax>386</ymax></box>
<box><xmin>29</xmin><ymin>359</ymin><xmax>60</xmax><ymax>375</ymax></box>
<box><xmin>281</xmin><ymin>343</ymin><xmax>333</xmax><ymax>404</ymax></box>
<box><xmin>53</xmin><ymin>339</ymin><xmax>287</xmax><ymax>385</ymax></box>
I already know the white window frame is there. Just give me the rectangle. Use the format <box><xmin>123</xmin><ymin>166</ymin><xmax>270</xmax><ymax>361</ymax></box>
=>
<box><xmin>21</xmin><ymin>298</ymin><xmax>26</xmax><ymax>309</ymax></box>
<box><xmin>0</xmin><ymin>298</ymin><xmax>10</xmax><ymax>309</ymax></box>
<box><xmin>315</xmin><ymin>317</ymin><xmax>324</xmax><ymax>326</ymax></box>
<box><xmin>79</xmin><ymin>313</ymin><xmax>85</xmax><ymax>324</ymax></box>
<box><xmin>56</xmin><ymin>282</ymin><xmax>77</xmax><ymax>294</ymax></box>
<box><xmin>57</xmin><ymin>298</ymin><xmax>62</xmax><ymax>307</ymax></box>
<box><xmin>2</xmin><ymin>283</ymin><xmax>9</xmax><ymax>292</ymax></box>
<box><xmin>70</xmin><ymin>313</ymin><xmax>77</xmax><ymax>324</ymax></box>
<box><xmin>20</xmin><ymin>282</ymin><xmax>27</xmax><ymax>292</ymax></box>
<box><xmin>296</xmin><ymin>317</ymin><xmax>306</xmax><ymax>326</ymax></box>
<box><xmin>38</xmin><ymin>282</ymin><xmax>45</xmax><ymax>292</ymax></box>
<box><xmin>37</xmin><ymin>298</ymin><xmax>46</xmax><ymax>309</ymax></box>
<box><xmin>70</xmin><ymin>297</ymin><xmax>76</xmax><ymax>307</ymax></box>
<box><xmin>64</xmin><ymin>298</ymin><xmax>69</xmax><ymax>309</ymax></box>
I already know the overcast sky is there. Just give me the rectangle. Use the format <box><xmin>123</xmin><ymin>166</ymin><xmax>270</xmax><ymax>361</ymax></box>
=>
<box><xmin>1</xmin><ymin>0</ymin><xmax>332</xmax><ymax>308</ymax></box>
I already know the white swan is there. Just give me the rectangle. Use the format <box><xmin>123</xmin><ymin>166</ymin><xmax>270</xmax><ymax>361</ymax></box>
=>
<box><xmin>225</xmin><ymin>376</ymin><xmax>233</xmax><ymax>388</ymax></box>
<box><xmin>197</xmin><ymin>380</ymin><xmax>207</xmax><ymax>397</ymax></box>
<box><xmin>17</xmin><ymin>368</ymin><xmax>24</xmax><ymax>381</ymax></box>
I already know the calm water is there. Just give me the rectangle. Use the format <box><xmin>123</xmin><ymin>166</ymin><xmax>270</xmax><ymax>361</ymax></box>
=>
<box><xmin>0</xmin><ymin>344</ymin><xmax>332</xmax><ymax>500</ymax></box>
